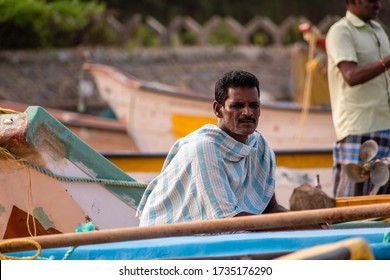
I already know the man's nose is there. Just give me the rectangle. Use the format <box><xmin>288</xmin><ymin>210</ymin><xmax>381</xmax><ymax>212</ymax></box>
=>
<box><xmin>242</xmin><ymin>106</ymin><xmax>254</xmax><ymax>116</ymax></box>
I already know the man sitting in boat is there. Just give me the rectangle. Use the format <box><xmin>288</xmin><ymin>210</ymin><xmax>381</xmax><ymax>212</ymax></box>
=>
<box><xmin>137</xmin><ymin>70</ymin><xmax>326</xmax><ymax>230</ymax></box>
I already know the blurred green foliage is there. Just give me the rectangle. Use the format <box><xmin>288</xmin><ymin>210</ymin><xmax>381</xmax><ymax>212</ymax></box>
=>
<box><xmin>88</xmin><ymin>20</ymin><xmax>120</xmax><ymax>45</ymax></box>
<box><xmin>126</xmin><ymin>24</ymin><xmax>161</xmax><ymax>49</ymax></box>
<box><xmin>100</xmin><ymin>0</ymin><xmax>345</xmax><ymax>25</ymax></box>
<box><xmin>176</xmin><ymin>30</ymin><xmax>197</xmax><ymax>46</ymax></box>
<box><xmin>207</xmin><ymin>21</ymin><xmax>240</xmax><ymax>47</ymax></box>
<box><xmin>3</xmin><ymin>0</ymin><xmax>389</xmax><ymax>49</ymax></box>
<box><xmin>0</xmin><ymin>0</ymin><xmax>104</xmax><ymax>49</ymax></box>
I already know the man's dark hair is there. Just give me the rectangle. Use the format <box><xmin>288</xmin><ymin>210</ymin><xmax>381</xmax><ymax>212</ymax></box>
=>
<box><xmin>214</xmin><ymin>70</ymin><xmax>260</xmax><ymax>104</ymax></box>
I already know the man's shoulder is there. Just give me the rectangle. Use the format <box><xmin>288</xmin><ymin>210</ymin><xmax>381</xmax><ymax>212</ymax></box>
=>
<box><xmin>328</xmin><ymin>16</ymin><xmax>349</xmax><ymax>33</ymax></box>
<box><xmin>173</xmin><ymin>125</ymin><xmax>221</xmax><ymax>151</ymax></box>
<box><xmin>326</xmin><ymin>17</ymin><xmax>354</xmax><ymax>45</ymax></box>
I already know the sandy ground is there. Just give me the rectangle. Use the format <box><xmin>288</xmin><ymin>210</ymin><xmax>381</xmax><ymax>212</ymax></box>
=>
<box><xmin>129</xmin><ymin>167</ymin><xmax>334</xmax><ymax>210</ymax></box>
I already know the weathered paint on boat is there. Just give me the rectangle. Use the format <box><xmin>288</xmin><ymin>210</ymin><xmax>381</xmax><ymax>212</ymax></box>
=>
<box><xmin>0</xmin><ymin>106</ymin><xmax>143</xmax><ymax>239</ymax></box>
<box><xmin>84</xmin><ymin>63</ymin><xmax>336</xmax><ymax>153</ymax></box>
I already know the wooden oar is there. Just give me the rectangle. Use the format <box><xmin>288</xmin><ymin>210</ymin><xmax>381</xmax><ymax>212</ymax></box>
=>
<box><xmin>2</xmin><ymin>203</ymin><xmax>390</xmax><ymax>253</ymax></box>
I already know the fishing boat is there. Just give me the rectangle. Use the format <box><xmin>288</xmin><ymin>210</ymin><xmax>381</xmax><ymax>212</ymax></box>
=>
<box><xmin>2</xmin><ymin>204</ymin><xmax>390</xmax><ymax>260</ymax></box>
<box><xmin>1</xmin><ymin>106</ymin><xmax>390</xmax><ymax>260</ymax></box>
<box><xmin>0</xmin><ymin>106</ymin><xmax>145</xmax><ymax>239</ymax></box>
<box><xmin>1</xmin><ymin>94</ymin><xmax>337</xmax><ymax>206</ymax></box>
<box><xmin>0</xmin><ymin>100</ymin><xmax>336</xmax><ymax>205</ymax></box>
<box><xmin>83</xmin><ymin>63</ymin><xmax>336</xmax><ymax>153</ymax></box>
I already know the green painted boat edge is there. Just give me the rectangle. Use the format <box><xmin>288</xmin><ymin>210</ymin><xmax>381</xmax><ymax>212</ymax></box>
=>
<box><xmin>24</xmin><ymin>106</ymin><xmax>145</xmax><ymax>208</ymax></box>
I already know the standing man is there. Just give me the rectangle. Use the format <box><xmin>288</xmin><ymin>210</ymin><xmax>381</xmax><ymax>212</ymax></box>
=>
<box><xmin>326</xmin><ymin>0</ymin><xmax>390</xmax><ymax>196</ymax></box>
<box><xmin>137</xmin><ymin>69</ymin><xmax>326</xmax><ymax>230</ymax></box>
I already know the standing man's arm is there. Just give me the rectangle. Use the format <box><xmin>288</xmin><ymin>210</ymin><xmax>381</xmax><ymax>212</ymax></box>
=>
<box><xmin>338</xmin><ymin>58</ymin><xmax>390</xmax><ymax>86</ymax></box>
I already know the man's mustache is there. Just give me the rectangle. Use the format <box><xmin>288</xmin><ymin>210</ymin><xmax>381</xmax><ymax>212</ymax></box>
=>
<box><xmin>238</xmin><ymin>117</ymin><xmax>256</xmax><ymax>123</ymax></box>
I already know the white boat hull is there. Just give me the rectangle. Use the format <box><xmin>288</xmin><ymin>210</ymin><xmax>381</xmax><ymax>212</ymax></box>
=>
<box><xmin>85</xmin><ymin>63</ymin><xmax>336</xmax><ymax>153</ymax></box>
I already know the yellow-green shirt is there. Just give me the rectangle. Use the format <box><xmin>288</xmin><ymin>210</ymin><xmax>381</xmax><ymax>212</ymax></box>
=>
<box><xmin>326</xmin><ymin>11</ymin><xmax>390</xmax><ymax>141</ymax></box>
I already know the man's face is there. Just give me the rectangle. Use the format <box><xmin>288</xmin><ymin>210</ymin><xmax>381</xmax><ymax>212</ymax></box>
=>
<box><xmin>214</xmin><ymin>86</ymin><xmax>260</xmax><ymax>143</ymax></box>
<box><xmin>354</xmin><ymin>0</ymin><xmax>381</xmax><ymax>21</ymax></box>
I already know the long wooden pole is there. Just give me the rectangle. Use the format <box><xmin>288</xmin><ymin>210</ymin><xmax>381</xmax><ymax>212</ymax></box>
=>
<box><xmin>2</xmin><ymin>203</ymin><xmax>390</xmax><ymax>253</ymax></box>
<box><xmin>295</xmin><ymin>30</ymin><xmax>317</xmax><ymax>148</ymax></box>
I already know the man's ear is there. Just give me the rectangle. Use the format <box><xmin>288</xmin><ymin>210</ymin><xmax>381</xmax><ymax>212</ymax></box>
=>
<box><xmin>213</xmin><ymin>101</ymin><xmax>222</xmax><ymax>117</ymax></box>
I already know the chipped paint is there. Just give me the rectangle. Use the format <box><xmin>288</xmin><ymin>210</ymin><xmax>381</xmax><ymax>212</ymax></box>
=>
<box><xmin>33</xmin><ymin>207</ymin><xmax>54</xmax><ymax>230</ymax></box>
<box><xmin>22</xmin><ymin>106</ymin><xmax>140</xmax><ymax>228</ymax></box>
<box><xmin>0</xmin><ymin>203</ymin><xmax>5</xmax><ymax>214</ymax></box>
<box><xmin>0</xmin><ymin>113</ymin><xmax>31</xmax><ymax>152</ymax></box>
<box><xmin>118</xmin><ymin>194</ymin><xmax>137</xmax><ymax>208</ymax></box>
<box><xmin>75</xmin><ymin>161</ymin><xmax>98</xmax><ymax>177</ymax></box>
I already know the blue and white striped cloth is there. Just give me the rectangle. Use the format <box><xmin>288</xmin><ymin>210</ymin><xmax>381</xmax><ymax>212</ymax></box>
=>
<box><xmin>137</xmin><ymin>124</ymin><xmax>276</xmax><ymax>226</ymax></box>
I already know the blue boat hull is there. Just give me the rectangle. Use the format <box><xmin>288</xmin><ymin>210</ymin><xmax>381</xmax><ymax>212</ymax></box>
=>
<box><xmin>8</xmin><ymin>226</ymin><xmax>390</xmax><ymax>260</ymax></box>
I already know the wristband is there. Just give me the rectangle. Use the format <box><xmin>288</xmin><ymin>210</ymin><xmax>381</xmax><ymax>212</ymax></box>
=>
<box><xmin>380</xmin><ymin>59</ymin><xmax>388</xmax><ymax>71</ymax></box>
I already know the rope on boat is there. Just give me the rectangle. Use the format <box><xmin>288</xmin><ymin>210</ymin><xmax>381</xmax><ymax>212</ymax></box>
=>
<box><xmin>0</xmin><ymin>239</ymin><xmax>42</xmax><ymax>260</ymax></box>
<box><xmin>0</xmin><ymin>224</ymin><xmax>97</xmax><ymax>260</ymax></box>
<box><xmin>0</xmin><ymin>147</ymin><xmax>39</xmax><ymax>237</ymax></box>
<box><xmin>0</xmin><ymin>147</ymin><xmax>148</xmax><ymax>188</ymax></box>
<box><xmin>61</xmin><ymin>222</ymin><xmax>96</xmax><ymax>260</ymax></box>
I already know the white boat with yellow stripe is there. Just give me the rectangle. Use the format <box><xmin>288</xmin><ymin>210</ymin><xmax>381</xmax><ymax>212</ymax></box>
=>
<box><xmin>83</xmin><ymin>63</ymin><xmax>336</xmax><ymax>153</ymax></box>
